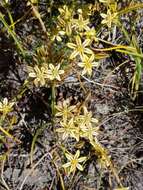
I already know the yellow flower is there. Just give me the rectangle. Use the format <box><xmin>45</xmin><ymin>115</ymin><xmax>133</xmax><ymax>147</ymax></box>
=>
<box><xmin>0</xmin><ymin>98</ymin><xmax>15</xmax><ymax>115</ymax></box>
<box><xmin>56</xmin><ymin>118</ymin><xmax>79</xmax><ymax>141</ymax></box>
<box><xmin>101</xmin><ymin>10</ymin><xmax>118</xmax><ymax>28</ymax></box>
<box><xmin>58</xmin><ymin>5</ymin><xmax>73</xmax><ymax>36</ymax></box>
<box><xmin>84</xmin><ymin>27</ymin><xmax>98</xmax><ymax>41</ymax></box>
<box><xmin>74</xmin><ymin>106</ymin><xmax>99</xmax><ymax>141</ymax></box>
<box><xmin>62</xmin><ymin>150</ymin><xmax>86</xmax><ymax>174</ymax></box>
<box><xmin>78</xmin><ymin>54</ymin><xmax>98</xmax><ymax>76</ymax></box>
<box><xmin>79</xmin><ymin>106</ymin><xmax>98</xmax><ymax>127</ymax></box>
<box><xmin>51</xmin><ymin>30</ymin><xmax>65</xmax><ymax>42</ymax></box>
<box><xmin>80</xmin><ymin>124</ymin><xmax>99</xmax><ymax>141</ymax></box>
<box><xmin>55</xmin><ymin>100</ymin><xmax>76</xmax><ymax>121</ymax></box>
<box><xmin>27</xmin><ymin>64</ymin><xmax>49</xmax><ymax>87</ymax></box>
<box><xmin>67</xmin><ymin>36</ymin><xmax>93</xmax><ymax>59</ymax></box>
<box><xmin>73</xmin><ymin>14</ymin><xmax>89</xmax><ymax>32</ymax></box>
<box><xmin>58</xmin><ymin>5</ymin><xmax>72</xmax><ymax>21</ymax></box>
<box><xmin>58</xmin><ymin>17</ymin><xmax>73</xmax><ymax>36</ymax></box>
<box><xmin>47</xmin><ymin>64</ymin><xmax>64</xmax><ymax>81</ymax></box>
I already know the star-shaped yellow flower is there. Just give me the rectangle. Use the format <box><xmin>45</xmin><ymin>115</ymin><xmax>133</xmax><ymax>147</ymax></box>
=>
<box><xmin>84</xmin><ymin>27</ymin><xmax>98</xmax><ymax>41</ymax></box>
<box><xmin>47</xmin><ymin>64</ymin><xmax>64</xmax><ymax>81</ymax></box>
<box><xmin>80</xmin><ymin>124</ymin><xmax>99</xmax><ymax>141</ymax></box>
<box><xmin>78</xmin><ymin>106</ymin><xmax>98</xmax><ymax>127</ymax></box>
<box><xmin>55</xmin><ymin>100</ymin><xmax>76</xmax><ymax>121</ymax></box>
<box><xmin>62</xmin><ymin>150</ymin><xmax>86</xmax><ymax>174</ymax></box>
<box><xmin>27</xmin><ymin>64</ymin><xmax>49</xmax><ymax>87</ymax></box>
<box><xmin>58</xmin><ymin>5</ymin><xmax>72</xmax><ymax>21</ymax></box>
<box><xmin>58</xmin><ymin>5</ymin><xmax>73</xmax><ymax>36</ymax></box>
<box><xmin>73</xmin><ymin>14</ymin><xmax>89</xmax><ymax>32</ymax></box>
<box><xmin>78</xmin><ymin>54</ymin><xmax>98</xmax><ymax>76</ymax></box>
<box><xmin>101</xmin><ymin>10</ymin><xmax>118</xmax><ymax>28</ymax></box>
<box><xmin>56</xmin><ymin>118</ymin><xmax>79</xmax><ymax>141</ymax></box>
<box><xmin>67</xmin><ymin>36</ymin><xmax>93</xmax><ymax>59</ymax></box>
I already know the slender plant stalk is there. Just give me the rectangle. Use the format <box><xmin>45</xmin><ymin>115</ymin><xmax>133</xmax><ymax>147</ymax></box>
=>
<box><xmin>7</xmin><ymin>9</ymin><xmax>15</xmax><ymax>31</ymax></box>
<box><xmin>117</xmin><ymin>21</ymin><xmax>130</xmax><ymax>43</ymax></box>
<box><xmin>0</xmin><ymin>117</ymin><xmax>20</xmax><ymax>143</ymax></box>
<box><xmin>92</xmin><ymin>45</ymin><xmax>135</xmax><ymax>52</ymax></box>
<box><xmin>118</xmin><ymin>3</ymin><xmax>143</xmax><ymax>15</ymax></box>
<box><xmin>51</xmin><ymin>81</ymin><xmax>56</xmax><ymax>125</ymax></box>
<box><xmin>30</xmin><ymin>123</ymin><xmax>49</xmax><ymax>165</ymax></box>
<box><xmin>116</xmin><ymin>50</ymin><xmax>143</xmax><ymax>58</ymax></box>
<box><xmin>0</xmin><ymin>12</ymin><xmax>25</xmax><ymax>56</ymax></box>
<box><xmin>29</xmin><ymin>2</ymin><xmax>49</xmax><ymax>38</ymax></box>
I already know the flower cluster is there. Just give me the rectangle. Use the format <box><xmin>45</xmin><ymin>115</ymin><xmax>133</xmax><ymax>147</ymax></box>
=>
<box><xmin>56</xmin><ymin>6</ymin><xmax>99</xmax><ymax>76</ymax></box>
<box><xmin>55</xmin><ymin>99</ymin><xmax>99</xmax><ymax>174</ymax></box>
<box><xmin>56</xmin><ymin>100</ymin><xmax>99</xmax><ymax>142</ymax></box>
<box><xmin>25</xmin><ymin>3</ymin><xmax>123</xmax><ymax>182</ymax></box>
<box><xmin>67</xmin><ymin>35</ymin><xmax>98</xmax><ymax>76</ymax></box>
<box><xmin>27</xmin><ymin>63</ymin><xmax>64</xmax><ymax>87</ymax></box>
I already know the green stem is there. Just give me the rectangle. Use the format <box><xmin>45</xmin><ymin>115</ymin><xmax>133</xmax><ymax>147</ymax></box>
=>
<box><xmin>0</xmin><ymin>12</ymin><xmax>25</xmax><ymax>56</ymax></box>
<box><xmin>117</xmin><ymin>3</ymin><xmax>143</xmax><ymax>16</ymax></box>
<box><xmin>116</xmin><ymin>50</ymin><xmax>143</xmax><ymax>59</ymax></box>
<box><xmin>117</xmin><ymin>21</ymin><xmax>130</xmax><ymax>43</ymax></box>
<box><xmin>51</xmin><ymin>81</ymin><xmax>56</xmax><ymax>123</ymax></box>
<box><xmin>6</xmin><ymin>6</ymin><xmax>15</xmax><ymax>31</ymax></box>
<box><xmin>0</xmin><ymin>117</ymin><xmax>20</xmax><ymax>143</ymax></box>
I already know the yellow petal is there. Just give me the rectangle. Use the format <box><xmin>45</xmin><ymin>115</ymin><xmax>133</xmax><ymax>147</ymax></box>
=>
<box><xmin>75</xmin><ymin>36</ymin><xmax>82</xmax><ymax>46</ymax></box>
<box><xmin>77</xmin><ymin>163</ymin><xmax>83</xmax><ymax>171</ymax></box>
<box><xmin>67</xmin><ymin>43</ymin><xmax>76</xmax><ymax>49</ymax></box>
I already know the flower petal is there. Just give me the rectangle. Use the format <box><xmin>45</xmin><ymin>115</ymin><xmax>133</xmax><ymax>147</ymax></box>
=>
<box><xmin>100</xmin><ymin>13</ymin><xmax>107</xmax><ymax>18</ymax></box>
<box><xmin>62</xmin><ymin>132</ymin><xmax>68</xmax><ymax>140</ymax></box>
<box><xmin>84</xmin><ymin>48</ymin><xmax>94</xmax><ymax>54</ymax></box>
<box><xmin>75</xmin><ymin>36</ymin><xmax>82</xmax><ymax>46</ymax></box>
<box><xmin>65</xmin><ymin>153</ymin><xmax>73</xmax><ymax>161</ymax></box>
<box><xmin>49</xmin><ymin>64</ymin><xmax>54</xmax><ymax>70</ymax></box>
<box><xmin>83</xmin><ymin>39</ymin><xmax>91</xmax><ymax>47</ymax></box>
<box><xmin>74</xmin><ymin>150</ymin><xmax>80</xmax><ymax>159</ymax></box>
<box><xmin>3</xmin><ymin>98</ymin><xmax>8</xmax><ymax>105</ymax></box>
<box><xmin>78</xmin><ymin>156</ymin><xmax>86</xmax><ymax>162</ymax></box>
<box><xmin>78</xmin><ymin>62</ymin><xmax>84</xmax><ymax>67</ymax></box>
<box><xmin>70</xmin><ymin>50</ymin><xmax>79</xmax><ymax>59</ymax></box>
<box><xmin>62</xmin><ymin>162</ymin><xmax>71</xmax><ymax>168</ymax></box>
<box><xmin>77</xmin><ymin>163</ymin><xmax>83</xmax><ymax>171</ymax></box>
<box><xmin>67</xmin><ymin>43</ymin><xmax>76</xmax><ymax>49</ymax></box>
